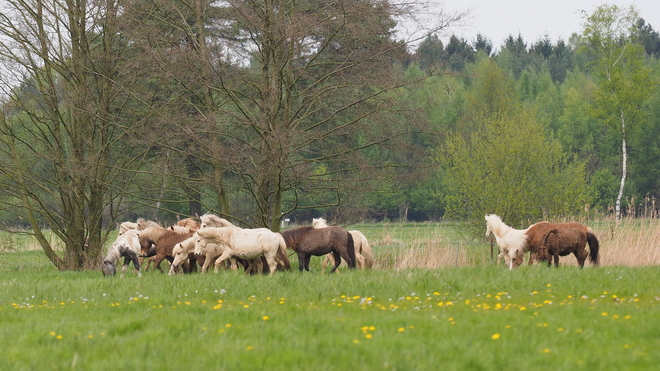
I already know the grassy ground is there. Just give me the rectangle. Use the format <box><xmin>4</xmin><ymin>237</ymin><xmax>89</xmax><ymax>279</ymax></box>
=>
<box><xmin>1</xmin><ymin>248</ymin><xmax>659</xmax><ymax>370</ymax></box>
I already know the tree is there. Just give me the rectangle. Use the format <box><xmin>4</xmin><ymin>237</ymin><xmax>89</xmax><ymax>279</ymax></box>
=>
<box><xmin>581</xmin><ymin>4</ymin><xmax>659</xmax><ymax>223</ymax></box>
<box><xmin>0</xmin><ymin>0</ymin><xmax>145</xmax><ymax>269</ymax></box>
<box><xmin>123</xmin><ymin>0</ymin><xmax>468</xmax><ymax>230</ymax></box>
<box><xmin>439</xmin><ymin>108</ymin><xmax>593</xmax><ymax>226</ymax></box>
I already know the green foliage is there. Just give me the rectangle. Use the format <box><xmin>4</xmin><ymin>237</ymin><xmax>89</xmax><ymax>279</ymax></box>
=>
<box><xmin>439</xmin><ymin>108</ymin><xmax>593</xmax><ymax>225</ymax></box>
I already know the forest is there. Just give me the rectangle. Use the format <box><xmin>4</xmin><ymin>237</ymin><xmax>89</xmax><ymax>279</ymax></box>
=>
<box><xmin>0</xmin><ymin>1</ymin><xmax>659</xmax><ymax>269</ymax></box>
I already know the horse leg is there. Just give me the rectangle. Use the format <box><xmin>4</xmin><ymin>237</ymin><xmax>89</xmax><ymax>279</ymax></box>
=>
<box><xmin>553</xmin><ymin>252</ymin><xmax>559</xmax><ymax>267</ymax></box>
<box><xmin>330</xmin><ymin>251</ymin><xmax>342</xmax><ymax>273</ymax></box>
<box><xmin>214</xmin><ymin>251</ymin><xmax>233</xmax><ymax>273</ymax></box>
<box><xmin>121</xmin><ymin>258</ymin><xmax>130</xmax><ymax>278</ymax></box>
<box><xmin>304</xmin><ymin>255</ymin><xmax>312</xmax><ymax>272</ymax></box>
<box><xmin>297</xmin><ymin>253</ymin><xmax>306</xmax><ymax>272</ymax></box>
<box><xmin>201</xmin><ymin>254</ymin><xmax>213</xmax><ymax>274</ymax></box>
<box><xmin>128</xmin><ymin>251</ymin><xmax>141</xmax><ymax>277</ymax></box>
<box><xmin>321</xmin><ymin>255</ymin><xmax>332</xmax><ymax>274</ymax></box>
<box><xmin>576</xmin><ymin>247</ymin><xmax>588</xmax><ymax>268</ymax></box>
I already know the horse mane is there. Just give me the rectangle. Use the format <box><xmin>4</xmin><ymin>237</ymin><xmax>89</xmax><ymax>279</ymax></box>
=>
<box><xmin>312</xmin><ymin>218</ymin><xmax>329</xmax><ymax>228</ymax></box>
<box><xmin>119</xmin><ymin>221</ymin><xmax>138</xmax><ymax>234</ymax></box>
<box><xmin>197</xmin><ymin>227</ymin><xmax>232</xmax><ymax>240</ymax></box>
<box><xmin>201</xmin><ymin>213</ymin><xmax>238</xmax><ymax>228</ymax></box>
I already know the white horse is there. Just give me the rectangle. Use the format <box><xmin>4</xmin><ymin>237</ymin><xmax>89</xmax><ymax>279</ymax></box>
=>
<box><xmin>194</xmin><ymin>227</ymin><xmax>289</xmax><ymax>275</ymax></box>
<box><xmin>200</xmin><ymin>213</ymin><xmax>239</xmax><ymax>229</ymax></box>
<box><xmin>101</xmin><ymin>230</ymin><xmax>142</xmax><ymax>277</ymax></box>
<box><xmin>484</xmin><ymin>214</ymin><xmax>530</xmax><ymax>270</ymax></box>
<box><xmin>313</xmin><ymin>218</ymin><xmax>374</xmax><ymax>271</ymax></box>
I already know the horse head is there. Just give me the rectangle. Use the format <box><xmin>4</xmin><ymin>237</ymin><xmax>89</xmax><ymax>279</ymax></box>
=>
<box><xmin>101</xmin><ymin>260</ymin><xmax>116</xmax><ymax>276</ymax></box>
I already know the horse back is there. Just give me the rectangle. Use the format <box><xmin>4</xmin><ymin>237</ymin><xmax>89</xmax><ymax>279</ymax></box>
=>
<box><xmin>526</xmin><ymin>222</ymin><xmax>588</xmax><ymax>250</ymax></box>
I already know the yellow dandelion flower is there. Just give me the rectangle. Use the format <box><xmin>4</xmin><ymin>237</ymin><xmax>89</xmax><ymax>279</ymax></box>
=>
<box><xmin>491</xmin><ymin>333</ymin><xmax>500</xmax><ymax>340</ymax></box>
<box><xmin>365</xmin><ymin>334</ymin><xmax>372</xmax><ymax>339</ymax></box>
<box><xmin>262</xmin><ymin>316</ymin><xmax>269</xmax><ymax>321</ymax></box>
<box><xmin>369</xmin><ymin>326</ymin><xmax>375</xmax><ymax>331</ymax></box>
<box><xmin>601</xmin><ymin>312</ymin><xmax>608</xmax><ymax>316</ymax></box>
<box><xmin>557</xmin><ymin>327</ymin><xmax>565</xmax><ymax>332</ymax></box>
<box><xmin>624</xmin><ymin>315</ymin><xmax>631</xmax><ymax>319</ymax></box>
<box><xmin>398</xmin><ymin>327</ymin><xmax>405</xmax><ymax>332</ymax></box>
<box><xmin>88</xmin><ymin>334</ymin><xmax>94</xmax><ymax>339</ymax></box>
<box><xmin>353</xmin><ymin>339</ymin><xmax>360</xmax><ymax>344</ymax></box>
<box><xmin>246</xmin><ymin>346</ymin><xmax>253</xmax><ymax>350</ymax></box>
<box><xmin>56</xmin><ymin>335</ymin><xmax>63</xmax><ymax>340</ymax></box>
<box><xmin>542</xmin><ymin>348</ymin><xmax>551</xmax><ymax>353</ymax></box>
<box><xmin>225</xmin><ymin>323</ymin><xmax>232</xmax><ymax>328</ymax></box>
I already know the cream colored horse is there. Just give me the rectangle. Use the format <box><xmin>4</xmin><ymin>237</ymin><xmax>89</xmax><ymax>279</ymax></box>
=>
<box><xmin>313</xmin><ymin>218</ymin><xmax>374</xmax><ymax>271</ymax></box>
<box><xmin>194</xmin><ymin>227</ymin><xmax>289</xmax><ymax>275</ymax></box>
<box><xmin>484</xmin><ymin>214</ymin><xmax>530</xmax><ymax>269</ymax></box>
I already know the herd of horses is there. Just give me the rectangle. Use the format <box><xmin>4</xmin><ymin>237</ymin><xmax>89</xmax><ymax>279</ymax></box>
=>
<box><xmin>101</xmin><ymin>213</ymin><xmax>600</xmax><ymax>277</ymax></box>
<box><xmin>101</xmin><ymin>215</ymin><xmax>373</xmax><ymax>277</ymax></box>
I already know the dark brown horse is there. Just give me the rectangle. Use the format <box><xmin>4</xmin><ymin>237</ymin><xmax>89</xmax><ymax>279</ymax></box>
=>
<box><xmin>509</xmin><ymin>221</ymin><xmax>599</xmax><ymax>268</ymax></box>
<box><xmin>537</xmin><ymin>228</ymin><xmax>589</xmax><ymax>267</ymax></box>
<box><xmin>138</xmin><ymin>226</ymin><xmax>194</xmax><ymax>273</ymax></box>
<box><xmin>280</xmin><ymin>226</ymin><xmax>356</xmax><ymax>272</ymax></box>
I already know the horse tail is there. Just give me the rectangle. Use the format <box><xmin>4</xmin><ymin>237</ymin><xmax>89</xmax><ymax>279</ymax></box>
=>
<box><xmin>276</xmin><ymin>234</ymin><xmax>291</xmax><ymax>271</ymax></box>
<box><xmin>346</xmin><ymin>232</ymin><xmax>356</xmax><ymax>269</ymax></box>
<box><xmin>586</xmin><ymin>232</ymin><xmax>600</xmax><ymax>266</ymax></box>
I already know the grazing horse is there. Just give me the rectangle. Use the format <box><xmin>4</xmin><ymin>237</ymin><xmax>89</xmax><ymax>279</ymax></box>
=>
<box><xmin>537</xmin><ymin>228</ymin><xmax>589</xmax><ymax>267</ymax></box>
<box><xmin>138</xmin><ymin>226</ymin><xmax>194</xmax><ymax>273</ymax></box>
<box><xmin>101</xmin><ymin>230</ymin><xmax>142</xmax><ymax>277</ymax></box>
<box><xmin>281</xmin><ymin>226</ymin><xmax>356</xmax><ymax>272</ymax></box>
<box><xmin>194</xmin><ymin>227</ymin><xmax>289</xmax><ymax>275</ymax></box>
<box><xmin>484</xmin><ymin>214</ymin><xmax>531</xmax><ymax>268</ymax></box>
<box><xmin>510</xmin><ymin>221</ymin><xmax>599</xmax><ymax>269</ymax></box>
<box><xmin>313</xmin><ymin>218</ymin><xmax>374</xmax><ymax>271</ymax></box>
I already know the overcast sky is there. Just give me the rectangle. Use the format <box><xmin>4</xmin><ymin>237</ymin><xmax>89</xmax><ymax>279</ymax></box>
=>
<box><xmin>438</xmin><ymin>1</ymin><xmax>660</xmax><ymax>50</ymax></box>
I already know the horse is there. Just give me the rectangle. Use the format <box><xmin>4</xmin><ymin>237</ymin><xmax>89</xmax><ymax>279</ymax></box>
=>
<box><xmin>281</xmin><ymin>225</ymin><xmax>356</xmax><ymax>272</ymax></box>
<box><xmin>137</xmin><ymin>217</ymin><xmax>162</xmax><ymax>230</ymax></box>
<box><xmin>101</xmin><ymin>230</ymin><xmax>142</xmax><ymax>277</ymax></box>
<box><xmin>484</xmin><ymin>214</ymin><xmax>531</xmax><ymax>268</ymax></box>
<box><xmin>536</xmin><ymin>228</ymin><xmax>590</xmax><ymax>267</ymax></box>
<box><xmin>313</xmin><ymin>218</ymin><xmax>374</xmax><ymax>271</ymax></box>
<box><xmin>138</xmin><ymin>226</ymin><xmax>195</xmax><ymax>273</ymax></box>
<box><xmin>168</xmin><ymin>236</ymin><xmax>206</xmax><ymax>275</ymax></box>
<box><xmin>199</xmin><ymin>213</ymin><xmax>290</xmax><ymax>273</ymax></box>
<box><xmin>194</xmin><ymin>227</ymin><xmax>290</xmax><ymax>275</ymax></box>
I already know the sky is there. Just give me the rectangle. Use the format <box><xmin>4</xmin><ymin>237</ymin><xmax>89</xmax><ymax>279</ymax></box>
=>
<box><xmin>437</xmin><ymin>1</ymin><xmax>660</xmax><ymax>50</ymax></box>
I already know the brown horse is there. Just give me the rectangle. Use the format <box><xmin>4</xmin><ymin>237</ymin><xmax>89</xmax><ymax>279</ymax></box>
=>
<box><xmin>138</xmin><ymin>226</ymin><xmax>195</xmax><ymax>273</ymax></box>
<box><xmin>537</xmin><ymin>228</ymin><xmax>589</xmax><ymax>267</ymax></box>
<box><xmin>509</xmin><ymin>221</ymin><xmax>599</xmax><ymax>268</ymax></box>
<box><xmin>177</xmin><ymin>217</ymin><xmax>200</xmax><ymax>231</ymax></box>
<box><xmin>280</xmin><ymin>226</ymin><xmax>356</xmax><ymax>272</ymax></box>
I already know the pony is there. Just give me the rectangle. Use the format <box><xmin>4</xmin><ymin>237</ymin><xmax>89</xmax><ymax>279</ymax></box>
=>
<box><xmin>313</xmin><ymin>218</ymin><xmax>374</xmax><ymax>271</ymax></box>
<box><xmin>138</xmin><ymin>226</ymin><xmax>194</xmax><ymax>273</ymax></box>
<box><xmin>101</xmin><ymin>230</ymin><xmax>142</xmax><ymax>277</ymax></box>
<box><xmin>194</xmin><ymin>227</ymin><xmax>290</xmax><ymax>275</ymax></box>
<box><xmin>168</xmin><ymin>236</ymin><xmax>207</xmax><ymax>275</ymax></box>
<box><xmin>137</xmin><ymin>217</ymin><xmax>162</xmax><ymax>230</ymax></box>
<box><xmin>198</xmin><ymin>213</ymin><xmax>290</xmax><ymax>273</ymax></box>
<box><xmin>281</xmin><ymin>226</ymin><xmax>356</xmax><ymax>272</ymax></box>
<box><xmin>509</xmin><ymin>220</ymin><xmax>599</xmax><ymax>269</ymax></box>
<box><xmin>484</xmin><ymin>214</ymin><xmax>531</xmax><ymax>268</ymax></box>
<box><xmin>537</xmin><ymin>228</ymin><xmax>589</xmax><ymax>267</ymax></box>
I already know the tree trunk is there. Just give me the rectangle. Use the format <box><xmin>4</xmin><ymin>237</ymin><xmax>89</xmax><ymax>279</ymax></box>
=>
<box><xmin>615</xmin><ymin>111</ymin><xmax>627</xmax><ymax>225</ymax></box>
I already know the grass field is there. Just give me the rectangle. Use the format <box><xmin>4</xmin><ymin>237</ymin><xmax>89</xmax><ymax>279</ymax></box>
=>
<box><xmin>1</xmin><ymin>221</ymin><xmax>659</xmax><ymax>370</ymax></box>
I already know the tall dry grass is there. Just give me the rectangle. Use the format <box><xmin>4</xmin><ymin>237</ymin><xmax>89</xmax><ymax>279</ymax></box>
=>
<box><xmin>589</xmin><ymin>218</ymin><xmax>660</xmax><ymax>266</ymax></box>
<box><xmin>369</xmin><ymin>218</ymin><xmax>660</xmax><ymax>269</ymax></box>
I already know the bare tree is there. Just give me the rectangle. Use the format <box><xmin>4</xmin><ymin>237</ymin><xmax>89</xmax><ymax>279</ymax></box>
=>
<box><xmin>0</xmin><ymin>0</ymin><xmax>147</xmax><ymax>269</ymax></box>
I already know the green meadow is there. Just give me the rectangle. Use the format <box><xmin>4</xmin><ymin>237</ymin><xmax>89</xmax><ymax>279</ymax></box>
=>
<box><xmin>0</xmin><ymin>223</ymin><xmax>659</xmax><ymax>370</ymax></box>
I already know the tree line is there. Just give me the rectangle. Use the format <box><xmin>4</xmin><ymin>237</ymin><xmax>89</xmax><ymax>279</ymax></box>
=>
<box><xmin>0</xmin><ymin>2</ymin><xmax>657</xmax><ymax>269</ymax></box>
